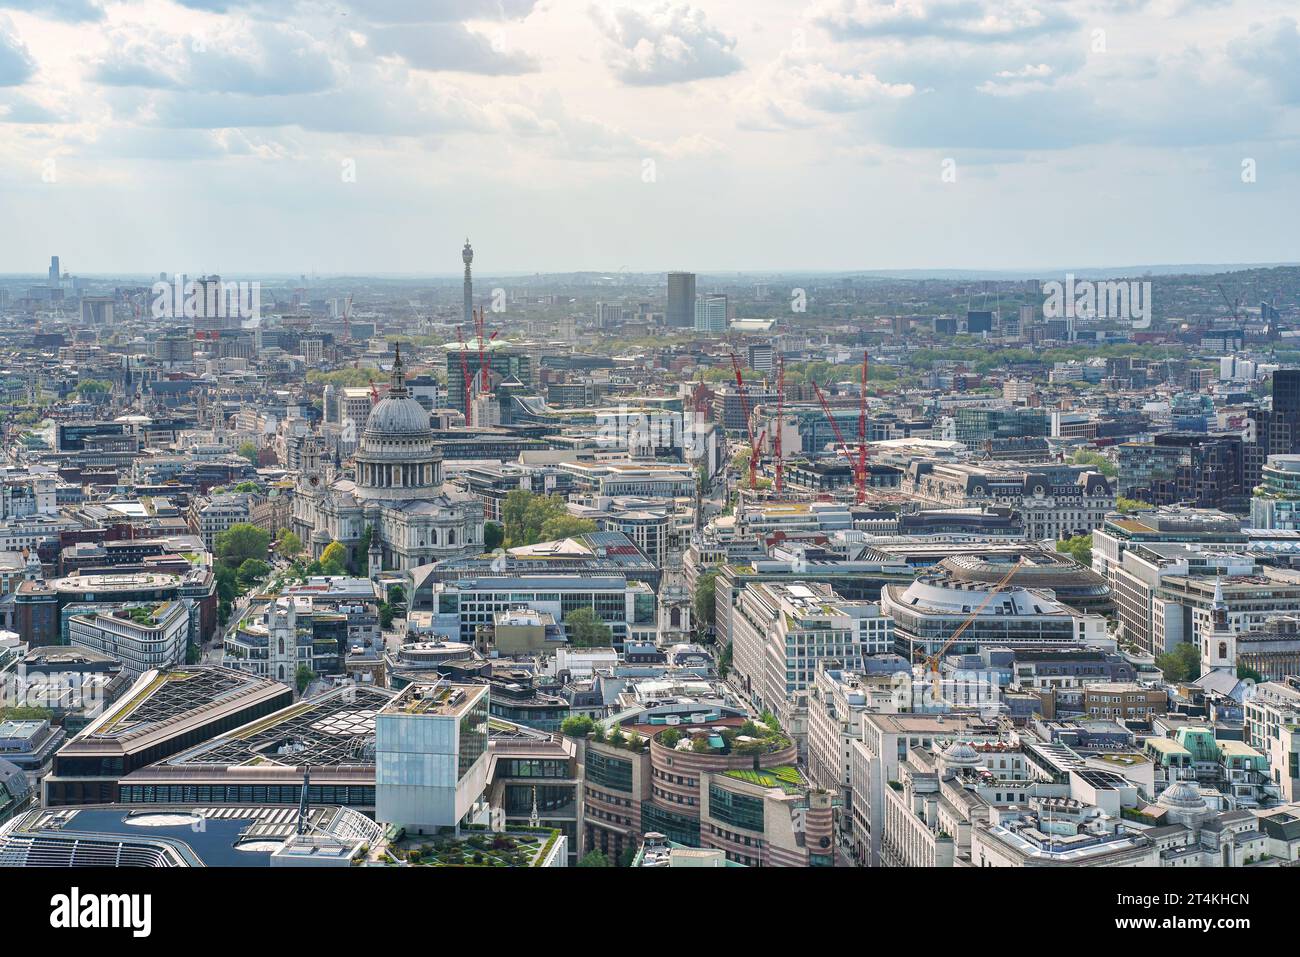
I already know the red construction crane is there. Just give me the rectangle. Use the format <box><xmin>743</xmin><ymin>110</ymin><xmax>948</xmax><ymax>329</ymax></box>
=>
<box><xmin>857</xmin><ymin>350</ymin><xmax>869</xmax><ymax>501</ymax></box>
<box><xmin>729</xmin><ymin>352</ymin><xmax>761</xmax><ymax>490</ymax></box>
<box><xmin>774</xmin><ymin>354</ymin><xmax>785</xmax><ymax>496</ymax></box>
<box><xmin>454</xmin><ymin>324</ymin><xmax>476</xmax><ymax>427</ymax></box>
<box><xmin>811</xmin><ymin>379</ymin><xmax>865</xmax><ymax>504</ymax></box>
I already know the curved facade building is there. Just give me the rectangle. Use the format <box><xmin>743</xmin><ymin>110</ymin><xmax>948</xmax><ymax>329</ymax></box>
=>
<box><xmin>579</xmin><ymin>718</ymin><xmax>833</xmax><ymax>867</ymax></box>
<box><xmin>937</xmin><ymin>552</ymin><xmax>1114</xmax><ymax>616</ymax></box>
<box><xmin>881</xmin><ymin>575</ymin><xmax>1107</xmax><ymax>657</ymax></box>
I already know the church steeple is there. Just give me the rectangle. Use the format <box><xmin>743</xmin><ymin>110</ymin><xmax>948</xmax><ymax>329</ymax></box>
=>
<box><xmin>1202</xmin><ymin>577</ymin><xmax>1236</xmax><ymax>675</ymax></box>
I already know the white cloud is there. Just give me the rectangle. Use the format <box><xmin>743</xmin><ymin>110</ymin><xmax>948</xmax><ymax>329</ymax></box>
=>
<box><xmin>807</xmin><ymin>0</ymin><xmax>1078</xmax><ymax>42</ymax></box>
<box><xmin>738</xmin><ymin>52</ymin><xmax>914</xmax><ymax>130</ymax></box>
<box><xmin>591</xmin><ymin>2</ymin><xmax>742</xmax><ymax>85</ymax></box>
<box><xmin>0</xmin><ymin>14</ymin><xmax>34</xmax><ymax>85</ymax></box>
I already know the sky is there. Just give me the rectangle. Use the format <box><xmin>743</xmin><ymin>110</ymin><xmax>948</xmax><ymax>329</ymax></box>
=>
<box><xmin>0</xmin><ymin>0</ymin><xmax>1297</xmax><ymax>275</ymax></box>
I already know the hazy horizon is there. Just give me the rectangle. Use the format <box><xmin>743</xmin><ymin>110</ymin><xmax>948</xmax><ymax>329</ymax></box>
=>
<box><xmin>1</xmin><ymin>0</ymin><xmax>1298</xmax><ymax>273</ymax></box>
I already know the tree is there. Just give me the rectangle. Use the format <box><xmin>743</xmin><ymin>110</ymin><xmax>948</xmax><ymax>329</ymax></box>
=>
<box><xmin>320</xmin><ymin>541</ymin><xmax>348</xmax><ymax>576</ymax></box>
<box><xmin>501</xmin><ymin>490</ymin><xmax>571</xmax><ymax>547</ymax></box>
<box><xmin>237</xmin><ymin>441</ymin><xmax>259</xmax><ymax>464</ymax></box>
<box><xmin>691</xmin><ymin>735</ymin><xmax>713</xmax><ymax>753</ymax></box>
<box><xmin>276</xmin><ymin>530</ymin><xmax>303</xmax><ymax>559</ymax></box>
<box><xmin>387</xmin><ymin>584</ymin><xmax>406</xmax><ymax>607</ymax></box>
<box><xmin>693</xmin><ymin>568</ymin><xmax>720</xmax><ymax>634</ymax></box>
<box><xmin>577</xmin><ymin>849</ymin><xmax>611</xmax><ymax>867</ymax></box>
<box><xmin>1237</xmin><ymin>663</ymin><xmax>1264</xmax><ymax>683</ymax></box>
<box><xmin>295</xmin><ymin>664</ymin><xmax>315</xmax><ymax>695</ymax></box>
<box><xmin>236</xmin><ymin>558</ymin><xmax>271</xmax><ymax>590</ymax></box>
<box><xmin>560</xmin><ymin>715</ymin><xmax>597</xmax><ymax>737</ymax></box>
<box><xmin>483</xmin><ymin>522</ymin><xmax>504</xmax><ymax>551</ymax></box>
<box><xmin>1155</xmin><ymin>643</ymin><xmax>1201</xmax><ymax>682</ymax></box>
<box><xmin>565</xmin><ymin>606</ymin><xmax>612</xmax><ymax>648</ymax></box>
<box><xmin>377</xmin><ymin>602</ymin><xmax>396</xmax><ymax>629</ymax></box>
<box><xmin>214</xmin><ymin>564</ymin><xmax>240</xmax><ymax>603</ymax></box>
<box><xmin>0</xmin><ymin>706</ymin><xmax>53</xmax><ymax>721</ymax></box>
<box><xmin>659</xmin><ymin>727</ymin><xmax>682</xmax><ymax>748</ymax></box>
<box><xmin>215</xmin><ymin>523</ymin><xmax>272</xmax><ymax>568</ymax></box>
<box><xmin>74</xmin><ymin>379</ymin><xmax>111</xmax><ymax>397</ymax></box>
<box><xmin>1056</xmin><ymin>533</ymin><xmax>1093</xmax><ymax>568</ymax></box>
<box><xmin>233</xmin><ymin>481</ymin><xmax>262</xmax><ymax>493</ymax></box>
<box><xmin>1116</xmin><ymin>496</ymin><xmax>1153</xmax><ymax>515</ymax></box>
<box><xmin>618</xmin><ymin>846</ymin><xmax>637</xmax><ymax>867</ymax></box>
<box><xmin>1070</xmin><ymin>449</ymin><xmax>1117</xmax><ymax>478</ymax></box>
<box><xmin>538</xmin><ymin>515</ymin><xmax>598</xmax><ymax>542</ymax></box>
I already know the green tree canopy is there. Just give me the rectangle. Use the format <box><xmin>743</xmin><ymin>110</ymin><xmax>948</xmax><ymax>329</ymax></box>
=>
<box><xmin>577</xmin><ymin>850</ymin><xmax>611</xmax><ymax>867</ymax></box>
<box><xmin>483</xmin><ymin>522</ymin><xmax>505</xmax><ymax>551</ymax></box>
<box><xmin>295</xmin><ymin>664</ymin><xmax>315</xmax><ymax>695</ymax></box>
<box><xmin>1069</xmin><ymin>449</ymin><xmax>1117</xmax><ymax>478</ymax></box>
<box><xmin>500</xmin><ymin>490</ymin><xmax>574</xmax><ymax>547</ymax></box>
<box><xmin>275</xmin><ymin>530</ymin><xmax>303</xmax><ymax>558</ymax></box>
<box><xmin>74</xmin><ymin>379</ymin><xmax>112</xmax><ymax>397</ymax></box>
<box><xmin>565</xmin><ymin>606</ymin><xmax>613</xmax><ymax>648</ymax></box>
<box><xmin>693</xmin><ymin>568</ymin><xmax>720</xmax><ymax>633</ymax></box>
<box><xmin>560</xmin><ymin>715</ymin><xmax>597</xmax><ymax>737</ymax></box>
<box><xmin>1116</xmin><ymin>496</ymin><xmax>1153</xmax><ymax>515</ymax></box>
<box><xmin>236</xmin><ymin>558</ymin><xmax>271</xmax><ymax>590</ymax></box>
<box><xmin>1155</xmin><ymin>643</ymin><xmax>1201</xmax><ymax>683</ymax></box>
<box><xmin>236</xmin><ymin>441</ymin><xmax>259</xmax><ymax>464</ymax></box>
<box><xmin>1056</xmin><ymin>533</ymin><xmax>1093</xmax><ymax>568</ymax></box>
<box><xmin>320</xmin><ymin>541</ymin><xmax>348</xmax><ymax>576</ymax></box>
<box><xmin>538</xmin><ymin>515</ymin><xmax>598</xmax><ymax>542</ymax></box>
<box><xmin>215</xmin><ymin>523</ymin><xmax>272</xmax><ymax>567</ymax></box>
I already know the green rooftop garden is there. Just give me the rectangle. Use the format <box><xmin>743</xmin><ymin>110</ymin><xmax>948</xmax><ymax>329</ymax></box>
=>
<box><xmin>391</xmin><ymin>829</ymin><xmax>560</xmax><ymax>867</ymax></box>
<box><xmin>723</xmin><ymin>765</ymin><xmax>805</xmax><ymax>794</ymax></box>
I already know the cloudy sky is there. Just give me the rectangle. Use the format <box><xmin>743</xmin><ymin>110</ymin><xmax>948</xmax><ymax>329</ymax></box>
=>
<box><xmin>0</xmin><ymin>0</ymin><xmax>1297</xmax><ymax>274</ymax></box>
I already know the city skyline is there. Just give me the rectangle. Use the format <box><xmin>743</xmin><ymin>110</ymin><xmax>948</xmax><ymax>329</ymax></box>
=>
<box><xmin>0</xmin><ymin>0</ymin><xmax>1297</xmax><ymax>273</ymax></box>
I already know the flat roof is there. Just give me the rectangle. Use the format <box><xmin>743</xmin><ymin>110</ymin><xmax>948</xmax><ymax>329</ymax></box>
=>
<box><xmin>381</xmin><ymin>682</ymin><xmax>485</xmax><ymax>719</ymax></box>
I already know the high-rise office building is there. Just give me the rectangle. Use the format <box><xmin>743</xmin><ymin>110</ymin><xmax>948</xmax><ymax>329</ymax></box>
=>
<box><xmin>48</xmin><ymin>256</ymin><xmax>60</xmax><ymax>286</ymax></box>
<box><xmin>80</xmin><ymin>297</ymin><xmax>114</xmax><ymax>326</ymax></box>
<box><xmin>666</xmin><ymin>271</ymin><xmax>695</xmax><ymax>328</ymax></box>
<box><xmin>694</xmin><ymin>294</ymin><xmax>727</xmax><ymax>333</ymax></box>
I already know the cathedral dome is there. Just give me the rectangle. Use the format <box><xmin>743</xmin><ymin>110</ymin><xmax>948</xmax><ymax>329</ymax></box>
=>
<box><xmin>363</xmin><ymin>345</ymin><xmax>430</xmax><ymax>439</ymax></box>
<box><xmin>365</xmin><ymin>393</ymin><xmax>430</xmax><ymax>437</ymax></box>
<box><xmin>353</xmin><ymin>345</ymin><xmax>443</xmax><ymax>497</ymax></box>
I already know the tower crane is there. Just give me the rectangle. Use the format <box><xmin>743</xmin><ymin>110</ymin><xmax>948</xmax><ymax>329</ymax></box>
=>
<box><xmin>811</xmin><ymin>379</ymin><xmax>865</xmax><ymax>504</ymax></box>
<box><xmin>915</xmin><ymin>557</ymin><xmax>1028</xmax><ymax>694</ymax></box>
<box><xmin>729</xmin><ymin>352</ymin><xmax>761</xmax><ymax>491</ymax></box>
<box><xmin>454</xmin><ymin>325</ymin><xmax>476</xmax><ymax>427</ymax></box>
